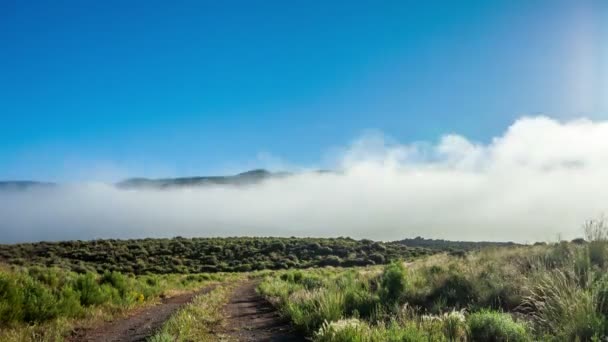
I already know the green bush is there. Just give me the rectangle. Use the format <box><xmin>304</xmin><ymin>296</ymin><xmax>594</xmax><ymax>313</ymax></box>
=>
<box><xmin>300</xmin><ymin>275</ymin><xmax>325</xmax><ymax>290</ymax></box>
<box><xmin>468</xmin><ymin>310</ymin><xmax>530</xmax><ymax>342</ymax></box>
<box><xmin>57</xmin><ymin>287</ymin><xmax>82</xmax><ymax>318</ymax></box>
<box><xmin>429</xmin><ymin>272</ymin><xmax>476</xmax><ymax>309</ymax></box>
<box><xmin>343</xmin><ymin>288</ymin><xmax>379</xmax><ymax>318</ymax></box>
<box><xmin>380</xmin><ymin>262</ymin><xmax>408</xmax><ymax>304</ymax></box>
<box><xmin>101</xmin><ymin>271</ymin><xmax>130</xmax><ymax>300</ymax></box>
<box><xmin>21</xmin><ymin>277</ymin><xmax>59</xmax><ymax>322</ymax></box>
<box><xmin>0</xmin><ymin>274</ymin><xmax>24</xmax><ymax>323</ymax></box>
<box><xmin>588</xmin><ymin>241</ymin><xmax>608</xmax><ymax>268</ymax></box>
<box><xmin>73</xmin><ymin>272</ymin><xmax>109</xmax><ymax>306</ymax></box>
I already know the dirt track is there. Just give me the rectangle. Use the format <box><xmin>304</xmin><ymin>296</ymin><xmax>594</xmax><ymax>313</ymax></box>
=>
<box><xmin>217</xmin><ymin>280</ymin><xmax>305</xmax><ymax>341</ymax></box>
<box><xmin>70</xmin><ymin>285</ymin><xmax>216</xmax><ymax>342</ymax></box>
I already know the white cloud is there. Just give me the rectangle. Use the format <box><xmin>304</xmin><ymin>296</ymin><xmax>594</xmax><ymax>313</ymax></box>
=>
<box><xmin>1</xmin><ymin>116</ymin><xmax>608</xmax><ymax>243</ymax></box>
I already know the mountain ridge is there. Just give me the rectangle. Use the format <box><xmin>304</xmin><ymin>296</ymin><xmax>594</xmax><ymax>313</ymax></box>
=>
<box><xmin>0</xmin><ymin>169</ymin><xmax>331</xmax><ymax>190</ymax></box>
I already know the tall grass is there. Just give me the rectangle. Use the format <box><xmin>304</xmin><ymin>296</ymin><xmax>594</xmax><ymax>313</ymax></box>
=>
<box><xmin>259</xmin><ymin>218</ymin><xmax>608</xmax><ymax>341</ymax></box>
<box><xmin>0</xmin><ymin>266</ymin><xmax>225</xmax><ymax>341</ymax></box>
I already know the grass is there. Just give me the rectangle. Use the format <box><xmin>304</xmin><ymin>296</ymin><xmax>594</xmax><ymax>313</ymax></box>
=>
<box><xmin>0</xmin><ymin>266</ymin><xmax>228</xmax><ymax>341</ymax></box>
<box><xmin>4</xmin><ymin>220</ymin><xmax>608</xmax><ymax>341</ymax></box>
<box><xmin>258</xmin><ymin>219</ymin><xmax>608</xmax><ymax>341</ymax></box>
<box><xmin>148</xmin><ymin>274</ymin><xmax>244</xmax><ymax>342</ymax></box>
<box><xmin>467</xmin><ymin>310</ymin><xmax>529</xmax><ymax>341</ymax></box>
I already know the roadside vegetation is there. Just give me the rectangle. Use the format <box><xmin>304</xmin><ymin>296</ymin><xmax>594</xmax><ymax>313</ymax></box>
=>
<box><xmin>258</xmin><ymin>218</ymin><xmax>608</xmax><ymax>341</ymax></box>
<box><xmin>2</xmin><ymin>229</ymin><xmax>600</xmax><ymax>341</ymax></box>
<box><xmin>0</xmin><ymin>237</ymin><xmax>497</xmax><ymax>275</ymax></box>
<box><xmin>0</xmin><ymin>266</ymin><xmax>225</xmax><ymax>341</ymax></box>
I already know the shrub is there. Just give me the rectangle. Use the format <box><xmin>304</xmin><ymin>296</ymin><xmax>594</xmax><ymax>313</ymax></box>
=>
<box><xmin>101</xmin><ymin>271</ymin><xmax>130</xmax><ymax>299</ymax></box>
<box><xmin>0</xmin><ymin>274</ymin><xmax>24</xmax><ymax>324</ymax></box>
<box><xmin>468</xmin><ymin>310</ymin><xmax>530</xmax><ymax>342</ymax></box>
<box><xmin>57</xmin><ymin>287</ymin><xmax>82</xmax><ymax>318</ymax></box>
<box><xmin>300</xmin><ymin>275</ymin><xmax>325</xmax><ymax>290</ymax></box>
<box><xmin>428</xmin><ymin>272</ymin><xmax>476</xmax><ymax>309</ymax></box>
<box><xmin>320</xmin><ymin>256</ymin><xmax>342</xmax><ymax>267</ymax></box>
<box><xmin>344</xmin><ymin>288</ymin><xmax>380</xmax><ymax>318</ymax></box>
<box><xmin>380</xmin><ymin>262</ymin><xmax>408</xmax><ymax>304</ymax></box>
<box><xmin>369</xmin><ymin>253</ymin><xmax>385</xmax><ymax>265</ymax></box>
<box><xmin>588</xmin><ymin>241</ymin><xmax>608</xmax><ymax>268</ymax></box>
<box><xmin>74</xmin><ymin>272</ymin><xmax>108</xmax><ymax>306</ymax></box>
<box><xmin>21</xmin><ymin>277</ymin><xmax>59</xmax><ymax>322</ymax></box>
<box><xmin>28</xmin><ymin>267</ymin><xmax>62</xmax><ymax>288</ymax></box>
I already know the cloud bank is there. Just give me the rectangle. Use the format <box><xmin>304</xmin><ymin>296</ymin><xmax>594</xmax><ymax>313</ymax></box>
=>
<box><xmin>2</xmin><ymin>116</ymin><xmax>608</xmax><ymax>243</ymax></box>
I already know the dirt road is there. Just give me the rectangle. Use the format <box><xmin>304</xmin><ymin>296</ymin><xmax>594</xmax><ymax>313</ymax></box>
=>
<box><xmin>218</xmin><ymin>280</ymin><xmax>305</xmax><ymax>342</ymax></box>
<box><xmin>70</xmin><ymin>285</ymin><xmax>216</xmax><ymax>342</ymax></box>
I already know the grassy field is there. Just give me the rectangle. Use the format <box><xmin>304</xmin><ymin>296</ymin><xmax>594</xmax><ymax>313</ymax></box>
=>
<box><xmin>2</xmin><ymin>226</ymin><xmax>606</xmax><ymax>341</ymax></box>
<box><xmin>257</xmin><ymin>221</ymin><xmax>608</xmax><ymax>341</ymax></box>
<box><xmin>0</xmin><ymin>265</ymin><xmax>228</xmax><ymax>341</ymax></box>
<box><xmin>0</xmin><ymin>235</ymin><xmax>442</xmax><ymax>341</ymax></box>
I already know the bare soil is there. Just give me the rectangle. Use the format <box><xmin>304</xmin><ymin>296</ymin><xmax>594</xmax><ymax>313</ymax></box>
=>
<box><xmin>217</xmin><ymin>280</ymin><xmax>305</xmax><ymax>342</ymax></box>
<box><xmin>69</xmin><ymin>285</ymin><xmax>216</xmax><ymax>342</ymax></box>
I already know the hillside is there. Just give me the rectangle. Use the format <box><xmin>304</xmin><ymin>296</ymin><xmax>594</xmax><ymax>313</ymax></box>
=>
<box><xmin>116</xmin><ymin>169</ymin><xmax>291</xmax><ymax>189</ymax></box>
<box><xmin>0</xmin><ymin>169</ymin><xmax>325</xmax><ymax>191</ymax></box>
<box><xmin>0</xmin><ymin>237</ymin><xmax>435</xmax><ymax>274</ymax></box>
<box><xmin>0</xmin><ymin>181</ymin><xmax>55</xmax><ymax>190</ymax></box>
<box><xmin>396</xmin><ymin>236</ymin><xmax>519</xmax><ymax>251</ymax></box>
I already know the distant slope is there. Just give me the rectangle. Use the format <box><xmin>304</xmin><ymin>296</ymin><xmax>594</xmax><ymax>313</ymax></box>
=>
<box><xmin>395</xmin><ymin>236</ymin><xmax>518</xmax><ymax>251</ymax></box>
<box><xmin>0</xmin><ymin>181</ymin><xmax>55</xmax><ymax>191</ymax></box>
<box><xmin>0</xmin><ymin>236</ymin><xmax>432</xmax><ymax>274</ymax></box>
<box><xmin>116</xmin><ymin>169</ymin><xmax>291</xmax><ymax>189</ymax></box>
<box><xmin>0</xmin><ymin>169</ymin><xmax>301</xmax><ymax>191</ymax></box>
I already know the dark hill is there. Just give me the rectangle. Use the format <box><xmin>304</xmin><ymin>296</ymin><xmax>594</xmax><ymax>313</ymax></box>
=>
<box><xmin>0</xmin><ymin>181</ymin><xmax>55</xmax><ymax>191</ymax></box>
<box><xmin>116</xmin><ymin>169</ymin><xmax>291</xmax><ymax>189</ymax></box>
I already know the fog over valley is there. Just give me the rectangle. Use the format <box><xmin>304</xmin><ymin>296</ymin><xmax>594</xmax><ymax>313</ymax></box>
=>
<box><xmin>2</xmin><ymin>116</ymin><xmax>608</xmax><ymax>243</ymax></box>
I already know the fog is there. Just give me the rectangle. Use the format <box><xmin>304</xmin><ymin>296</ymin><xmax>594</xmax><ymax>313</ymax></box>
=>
<box><xmin>2</xmin><ymin>116</ymin><xmax>608</xmax><ymax>243</ymax></box>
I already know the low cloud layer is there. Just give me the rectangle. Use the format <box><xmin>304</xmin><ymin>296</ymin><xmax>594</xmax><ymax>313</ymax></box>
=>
<box><xmin>2</xmin><ymin>116</ymin><xmax>608</xmax><ymax>243</ymax></box>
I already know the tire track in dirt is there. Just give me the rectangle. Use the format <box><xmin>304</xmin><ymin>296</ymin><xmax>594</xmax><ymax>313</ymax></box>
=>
<box><xmin>217</xmin><ymin>280</ymin><xmax>305</xmax><ymax>342</ymax></box>
<box><xmin>70</xmin><ymin>285</ymin><xmax>217</xmax><ymax>342</ymax></box>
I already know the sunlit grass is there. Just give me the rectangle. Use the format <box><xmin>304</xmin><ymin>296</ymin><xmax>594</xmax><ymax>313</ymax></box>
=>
<box><xmin>0</xmin><ymin>267</ymin><xmax>228</xmax><ymax>342</ymax></box>
<box><xmin>258</xmin><ymin>222</ymin><xmax>608</xmax><ymax>341</ymax></box>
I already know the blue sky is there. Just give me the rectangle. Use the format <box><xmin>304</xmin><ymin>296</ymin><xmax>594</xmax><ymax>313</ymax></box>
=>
<box><xmin>1</xmin><ymin>0</ymin><xmax>606</xmax><ymax>181</ymax></box>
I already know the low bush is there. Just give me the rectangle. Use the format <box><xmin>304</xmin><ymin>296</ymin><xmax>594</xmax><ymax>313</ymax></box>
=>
<box><xmin>379</xmin><ymin>262</ymin><xmax>408</xmax><ymax>304</ymax></box>
<box><xmin>0</xmin><ymin>265</ymin><xmax>220</xmax><ymax>330</ymax></box>
<box><xmin>467</xmin><ymin>310</ymin><xmax>530</xmax><ymax>342</ymax></box>
<box><xmin>343</xmin><ymin>288</ymin><xmax>379</xmax><ymax>318</ymax></box>
<box><xmin>286</xmin><ymin>289</ymin><xmax>345</xmax><ymax>334</ymax></box>
<box><xmin>74</xmin><ymin>272</ymin><xmax>109</xmax><ymax>306</ymax></box>
<box><xmin>427</xmin><ymin>272</ymin><xmax>476</xmax><ymax>309</ymax></box>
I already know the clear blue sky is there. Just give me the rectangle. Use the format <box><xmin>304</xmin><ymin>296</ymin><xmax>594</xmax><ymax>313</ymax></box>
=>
<box><xmin>1</xmin><ymin>1</ymin><xmax>606</xmax><ymax>181</ymax></box>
